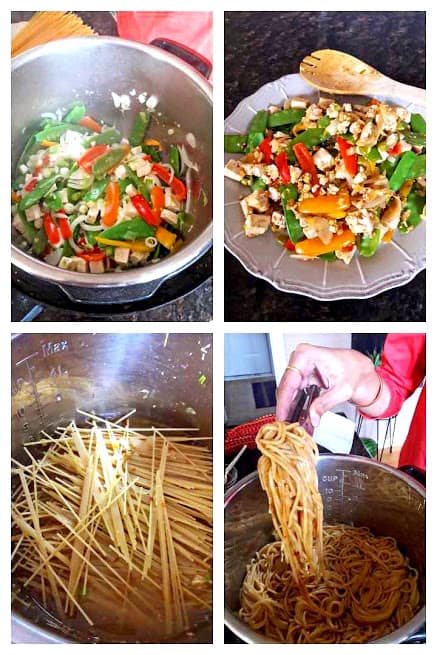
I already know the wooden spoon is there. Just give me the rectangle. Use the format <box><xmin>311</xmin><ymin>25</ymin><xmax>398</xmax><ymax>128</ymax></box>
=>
<box><xmin>300</xmin><ymin>49</ymin><xmax>425</xmax><ymax>106</ymax></box>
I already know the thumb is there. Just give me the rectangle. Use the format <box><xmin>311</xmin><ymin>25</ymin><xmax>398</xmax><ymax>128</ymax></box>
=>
<box><xmin>309</xmin><ymin>384</ymin><xmax>352</xmax><ymax>427</ymax></box>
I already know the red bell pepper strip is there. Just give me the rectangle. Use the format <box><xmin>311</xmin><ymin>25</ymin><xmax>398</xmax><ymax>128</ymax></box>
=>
<box><xmin>78</xmin><ymin>251</ymin><xmax>106</xmax><ymax>262</ymax></box>
<box><xmin>132</xmin><ymin>193</ymin><xmax>161</xmax><ymax>226</ymax></box>
<box><xmin>102</xmin><ymin>181</ymin><xmax>120</xmax><ymax>227</ymax></box>
<box><xmin>24</xmin><ymin>178</ymin><xmax>37</xmax><ymax>192</ymax></box>
<box><xmin>79</xmin><ymin>116</ymin><xmax>102</xmax><ymax>133</ymax></box>
<box><xmin>388</xmin><ymin>141</ymin><xmax>402</xmax><ymax>157</ymax></box>
<box><xmin>259</xmin><ymin>137</ymin><xmax>273</xmax><ymax>164</ymax></box>
<box><xmin>336</xmin><ymin>136</ymin><xmax>358</xmax><ymax>176</ymax></box>
<box><xmin>293</xmin><ymin>142</ymin><xmax>319</xmax><ymax>187</ymax></box>
<box><xmin>58</xmin><ymin>216</ymin><xmax>72</xmax><ymax>240</ymax></box>
<box><xmin>284</xmin><ymin>238</ymin><xmax>295</xmax><ymax>252</ymax></box>
<box><xmin>77</xmin><ymin>145</ymin><xmax>109</xmax><ymax>173</ymax></box>
<box><xmin>43</xmin><ymin>213</ymin><xmax>62</xmax><ymax>246</ymax></box>
<box><xmin>276</xmin><ymin>151</ymin><xmax>290</xmax><ymax>184</ymax></box>
<box><xmin>151</xmin><ymin>164</ymin><xmax>187</xmax><ymax>200</ymax></box>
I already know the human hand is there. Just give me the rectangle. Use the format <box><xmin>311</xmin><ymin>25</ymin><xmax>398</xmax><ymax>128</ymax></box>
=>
<box><xmin>276</xmin><ymin>343</ymin><xmax>383</xmax><ymax>427</ymax></box>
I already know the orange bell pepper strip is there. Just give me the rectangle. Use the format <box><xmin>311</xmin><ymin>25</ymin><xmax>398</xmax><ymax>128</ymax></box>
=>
<box><xmin>298</xmin><ymin>193</ymin><xmax>351</xmax><ymax>215</ymax></box>
<box><xmin>293</xmin><ymin>142</ymin><xmax>319</xmax><ymax>187</ymax></box>
<box><xmin>295</xmin><ymin>229</ymin><xmax>355</xmax><ymax>257</ymax></box>
<box><xmin>102</xmin><ymin>181</ymin><xmax>120</xmax><ymax>227</ymax></box>
<box><xmin>383</xmin><ymin>229</ymin><xmax>394</xmax><ymax>243</ymax></box>
<box><xmin>79</xmin><ymin>116</ymin><xmax>102</xmax><ymax>133</ymax></box>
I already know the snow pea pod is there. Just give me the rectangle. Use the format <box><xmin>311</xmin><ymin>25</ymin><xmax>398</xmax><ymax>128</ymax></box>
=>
<box><xmin>84</xmin><ymin>127</ymin><xmax>121</xmax><ymax>147</ymax></box>
<box><xmin>287</xmin><ymin>128</ymin><xmax>327</xmax><ymax>161</ymax></box>
<box><xmin>169</xmin><ymin>145</ymin><xmax>181</xmax><ymax>176</ymax></box>
<box><xmin>64</xmin><ymin>102</ymin><xmax>86</xmax><ymax>123</ymax></box>
<box><xmin>129</xmin><ymin>111</ymin><xmax>151</xmax><ymax>147</ymax></box>
<box><xmin>246</xmin><ymin>132</ymin><xmax>264</xmax><ymax>153</ymax></box>
<box><xmin>17</xmin><ymin>209</ymin><xmax>36</xmax><ymax>243</ymax></box>
<box><xmin>403</xmin><ymin>189</ymin><xmax>425</xmax><ymax>227</ymax></box>
<box><xmin>34</xmin><ymin>122</ymin><xmax>88</xmax><ymax>142</ymax></box>
<box><xmin>224</xmin><ymin>134</ymin><xmax>247</xmax><ymax>153</ymax></box>
<box><xmin>403</xmin><ymin>132</ymin><xmax>426</xmax><ymax>147</ymax></box>
<box><xmin>32</xmin><ymin>228</ymin><xmax>48</xmax><ymax>256</ymax></box>
<box><xmin>19</xmin><ymin>174</ymin><xmax>59</xmax><ymax>210</ymax></box>
<box><xmin>410</xmin><ymin>154</ymin><xmax>426</xmax><ymax>179</ymax></box>
<box><xmin>92</xmin><ymin>147</ymin><xmax>126</xmax><ymax>179</ymax></box>
<box><xmin>410</xmin><ymin>113</ymin><xmax>426</xmax><ymax>134</ymax></box>
<box><xmin>268</xmin><ymin>108</ymin><xmax>305</xmax><ymax>128</ymax></box>
<box><xmin>83</xmin><ymin>178</ymin><xmax>109</xmax><ymax>202</ymax></box>
<box><xmin>389</xmin><ymin>152</ymin><xmax>417</xmax><ymax>191</ymax></box>
<box><xmin>248</xmin><ymin>110</ymin><xmax>268</xmax><ymax>134</ymax></box>
<box><xmin>100</xmin><ymin>216</ymin><xmax>155</xmax><ymax>240</ymax></box>
<box><xmin>281</xmin><ymin>184</ymin><xmax>303</xmax><ymax>244</ymax></box>
<box><xmin>359</xmin><ymin>229</ymin><xmax>381</xmax><ymax>257</ymax></box>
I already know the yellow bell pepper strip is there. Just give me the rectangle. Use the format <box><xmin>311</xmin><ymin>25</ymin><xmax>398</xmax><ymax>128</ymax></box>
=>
<box><xmin>95</xmin><ymin>236</ymin><xmax>154</xmax><ymax>252</ymax></box>
<box><xmin>41</xmin><ymin>139</ymin><xmax>58</xmax><ymax>148</ymax></box>
<box><xmin>11</xmin><ymin>191</ymin><xmax>21</xmax><ymax>203</ymax></box>
<box><xmin>144</xmin><ymin>138</ymin><xmax>162</xmax><ymax>150</ymax></box>
<box><xmin>102</xmin><ymin>181</ymin><xmax>120</xmax><ymax>227</ymax></box>
<box><xmin>155</xmin><ymin>226</ymin><xmax>177</xmax><ymax>250</ymax></box>
<box><xmin>292</xmin><ymin>142</ymin><xmax>319</xmax><ymax>187</ymax></box>
<box><xmin>298</xmin><ymin>193</ymin><xmax>351</xmax><ymax>215</ymax></box>
<box><xmin>336</xmin><ymin>136</ymin><xmax>358</xmax><ymax>176</ymax></box>
<box><xmin>295</xmin><ymin>229</ymin><xmax>355</xmax><ymax>257</ymax></box>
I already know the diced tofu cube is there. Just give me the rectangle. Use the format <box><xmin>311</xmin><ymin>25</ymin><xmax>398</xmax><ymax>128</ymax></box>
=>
<box><xmin>224</xmin><ymin>158</ymin><xmax>246</xmax><ymax>182</ymax></box>
<box><xmin>313</xmin><ymin>148</ymin><xmax>335</xmax><ymax>171</ymax></box>
<box><xmin>268</xmin><ymin>186</ymin><xmax>281</xmax><ymax>202</ymax></box>
<box><xmin>34</xmin><ymin>218</ymin><xmax>43</xmax><ymax>229</ymax></box>
<box><xmin>129</xmin><ymin>251</ymin><xmax>149</xmax><ymax>265</ymax></box>
<box><xmin>244</xmin><ymin>213</ymin><xmax>271</xmax><ymax>238</ymax></box>
<box><xmin>271</xmin><ymin>211</ymin><xmax>286</xmax><ymax>230</ymax></box>
<box><xmin>12</xmin><ymin>213</ymin><xmax>25</xmax><ymax>235</ymax></box>
<box><xmin>125</xmin><ymin>184</ymin><xmax>137</xmax><ymax>198</ymax></box>
<box><xmin>25</xmin><ymin>204</ymin><xmax>41</xmax><ymax>222</ymax></box>
<box><xmin>86</xmin><ymin>206</ymin><xmax>99</xmax><ymax>223</ymax></box>
<box><xmin>130</xmin><ymin>146</ymin><xmax>142</xmax><ymax>156</ymax></box>
<box><xmin>245</xmin><ymin>190</ymin><xmax>270</xmax><ymax>213</ymax></box>
<box><xmin>164</xmin><ymin>187</ymin><xmax>181</xmax><ymax>211</ymax></box>
<box><xmin>89</xmin><ymin>259</ymin><xmax>105</xmax><ymax>274</ymax></box>
<box><xmin>160</xmin><ymin>208</ymin><xmax>178</xmax><ymax>226</ymax></box>
<box><xmin>114</xmin><ymin>165</ymin><xmax>127</xmax><ymax>179</ymax></box>
<box><xmin>19</xmin><ymin>164</ymin><xmax>28</xmax><ymax>174</ymax></box>
<box><xmin>74</xmin><ymin>257</ymin><xmax>88</xmax><ymax>273</ymax></box>
<box><xmin>114</xmin><ymin>247</ymin><xmax>130</xmax><ymax>265</ymax></box>
<box><xmin>289</xmin><ymin>96</ymin><xmax>309</xmax><ymax>109</ymax></box>
<box><xmin>136</xmin><ymin>161</ymin><xmax>152</xmax><ymax>177</ymax></box>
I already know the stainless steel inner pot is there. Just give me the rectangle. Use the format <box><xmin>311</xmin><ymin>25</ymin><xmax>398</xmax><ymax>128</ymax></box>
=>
<box><xmin>12</xmin><ymin>37</ymin><xmax>212</xmax><ymax>304</ymax></box>
<box><xmin>224</xmin><ymin>456</ymin><xmax>425</xmax><ymax>644</ymax></box>
<box><xmin>12</xmin><ymin>332</ymin><xmax>212</xmax><ymax>643</ymax></box>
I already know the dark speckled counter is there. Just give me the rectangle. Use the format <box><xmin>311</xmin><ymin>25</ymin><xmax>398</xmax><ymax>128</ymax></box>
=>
<box><xmin>225</xmin><ymin>11</ymin><xmax>425</xmax><ymax>322</ymax></box>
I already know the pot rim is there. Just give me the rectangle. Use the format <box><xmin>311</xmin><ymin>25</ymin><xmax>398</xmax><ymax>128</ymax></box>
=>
<box><xmin>11</xmin><ymin>36</ymin><xmax>212</xmax><ymax>289</ymax></box>
<box><xmin>224</xmin><ymin>455</ymin><xmax>426</xmax><ymax>644</ymax></box>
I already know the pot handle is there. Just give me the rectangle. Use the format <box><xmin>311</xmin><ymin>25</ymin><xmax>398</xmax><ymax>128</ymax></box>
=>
<box><xmin>401</xmin><ymin>630</ymin><xmax>426</xmax><ymax>644</ymax></box>
<box><xmin>55</xmin><ymin>277</ymin><xmax>166</xmax><ymax>305</ymax></box>
<box><xmin>150</xmin><ymin>38</ymin><xmax>212</xmax><ymax>79</ymax></box>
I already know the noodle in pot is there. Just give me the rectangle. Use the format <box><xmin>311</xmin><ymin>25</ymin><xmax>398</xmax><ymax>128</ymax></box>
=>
<box><xmin>239</xmin><ymin>421</ymin><xmax>420</xmax><ymax>644</ymax></box>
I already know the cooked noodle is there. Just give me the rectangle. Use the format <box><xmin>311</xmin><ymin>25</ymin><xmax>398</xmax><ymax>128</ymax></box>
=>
<box><xmin>239</xmin><ymin>421</ymin><xmax>420</xmax><ymax>643</ymax></box>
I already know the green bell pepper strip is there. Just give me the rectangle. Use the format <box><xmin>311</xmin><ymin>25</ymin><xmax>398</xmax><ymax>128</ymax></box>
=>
<box><xmin>64</xmin><ymin>102</ymin><xmax>86</xmax><ymax>123</ymax></box>
<box><xmin>32</xmin><ymin>228</ymin><xmax>48</xmax><ymax>256</ymax></box>
<box><xmin>246</xmin><ymin>132</ymin><xmax>264</xmax><ymax>153</ymax></box>
<box><xmin>281</xmin><ymin>184</ymin><xmax>303</xmax><ymax>244</ymax></box>
<box><xmin>248</xmin><ymin>110</ymin><xmax>268</xmax><ymax>134</ymax></box>
<box><xmin>224</xmin><ymin>134</ymin><xmax>247</xmax><ymax>153</ymax></box>
<box><xmin>389</xmin><ymin>152</ymin><xmax>417</xmax><ymax>191</ymax></box>
<box><xmin>403</xmin><ymin>132</ymin><xmax>426</xmax><ymax>147</ymax></box>
<box><xmin>129</xmin><ymin>111</ymin><xmax>151</xmax><ymax>147</ymax></box>
<box><xmin>409</xmin><ymin>154</ymin><xmax>426</xmax><ymax>179</ymax></box>
<box><xmin>125</xmin><ymin>167</ymin><xmax>152</xmax><ymax>202</ymax></box>
<box><xmin>17</xmin><ymin>209</ymin><xmax>37</xmax><ymax>243</ymax></box>
<box><xmin>100</xmin><ymin>216</ymin><xmax>156</xmax><ymax>241</ymax></box>
<box><xmin>403</xmin><ymin>189</ymin><xmax>425</xmax><ymax>227</ymax></box>
<box><xmin>84</xmin><ymin>127</ymin><xmax>121</xmax><ymax>147</ymax></box>
<box><xmin>62</xmin><ymin>239</ymin><xmax>74</xmax><ymax>257</ymax></box>
<box><xmin>251</xmin><ymin>178</ymin><xmax>267</xmax><ymax>191</ymax></box>
<box><xmin>410</xmin><ymin>113</ymin><xmax>426</xmax><ymax>134</ymax></box>
<box><xmin>83</xmin><ymin>178</ymin><xmax>110</xmax><ymax>202</ymax></box>
<box><xmin>267</xmin><ymin>109</ymin><xmax>305</xmax><ymax>128</ymax></box>
<box><xmin>169</xmin><ymin>145</ymin><xmax>181</xmax><ymax>175</ymax></box>
<box><xmin>92</xmin><ymin>147</ymin><xmax>126</xmax><ymax>179</ymax></box>
<box><xmin>286</xmin><ymin>128</ymin><xmax>327</xmax><ymax>161</ymax></box>
<box><xmin>19</xmin><ymin>174</ymin><xmax>59</xmax><ymax>210</ymax></box>
<box><xmin>359</xmin><ymin>229</ymin><xmax>381</xmax><ymax>257</ymax></box>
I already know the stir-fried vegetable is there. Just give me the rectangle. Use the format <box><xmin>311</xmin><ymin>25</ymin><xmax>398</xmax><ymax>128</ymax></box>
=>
<box><xmin>12</xmin><ymin>101</ymin><xmax>199</xmax><ymax>272</ymax></box>
<box><xmin>224</xmin><ymin>94</ymin><xmax>425</xmax><ymax>263</ymax></box>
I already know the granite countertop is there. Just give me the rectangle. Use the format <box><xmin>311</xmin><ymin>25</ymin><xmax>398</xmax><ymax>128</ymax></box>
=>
<box><xmin>225</xmin><ymin>11</ymin><xmax>425</xmax><ymax>322</ymax></box>
<box><xmin>11</xmin><ymin>11</ymin><xmax>212</xmax><ymax>322</ymax></box>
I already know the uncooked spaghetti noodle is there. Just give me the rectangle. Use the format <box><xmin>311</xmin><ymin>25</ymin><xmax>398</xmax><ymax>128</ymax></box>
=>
<box><xmin>12</xmin><ymin>12</ymin><xmax>95</xmax><ymax>58</ymax></box>
<box><xmin>239</xmin><ymin>421</ymin><xmax>420</xmax><ymax>643</ymax></box>
<box><xmin>12</xmin><ymin>411</ymin><xmax>212</xmax><ymax>642</ymax></box>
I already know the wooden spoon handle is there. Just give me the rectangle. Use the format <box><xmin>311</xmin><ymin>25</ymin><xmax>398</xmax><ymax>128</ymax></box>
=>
<box><xmin>372</xmin><ymin>76</ymin><xmax>426</xmax><ymax>106</ymax></box>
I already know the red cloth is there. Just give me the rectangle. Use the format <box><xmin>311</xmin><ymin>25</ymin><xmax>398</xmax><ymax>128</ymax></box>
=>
<box><xmin>366</xmin><ymin>333</ymin><xmax>426</xmax><ymax>471</ymax></box>
<box><xmin>225</xmin><ymin>415</ymin><xmax>275</xmax><ymax>454</ymax></box>
<box><xmin>116</xmin><ymin>11</ymin><xmax>213</xmax><ymax>75</ymax></box>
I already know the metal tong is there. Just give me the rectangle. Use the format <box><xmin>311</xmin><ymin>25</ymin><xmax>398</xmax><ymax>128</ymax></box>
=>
<box><xmin>286</xmin><ymin>384</ymin><xmax>320</xmax><ymax>435</ymax></box>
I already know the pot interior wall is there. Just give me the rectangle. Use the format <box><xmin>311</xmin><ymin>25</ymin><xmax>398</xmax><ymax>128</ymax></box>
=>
<box><xmin>224</xmin><ymin>458</ymin><xmax>425</xmax><ymax>614</ymax></box>
<box><xmin>12</xmin><ymin>38</ymin><xmax>212</xmax><ymax>247</ymax></box>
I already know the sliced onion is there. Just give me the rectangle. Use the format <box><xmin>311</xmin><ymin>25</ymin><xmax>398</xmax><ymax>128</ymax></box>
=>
<box><xmin>186</xmin><ymin>132</ymin><xmax>196</xmax><ymax>148</ymax></box>
<box><xmin>185</xmin><ymin>167</ymin><xmax>193</xmax><ymax>212</ymax></box>
<box><xmin>68</xmin><ymin>237</ymin><xmax>84</xmax><ymax>254</ymax></box>
<box><xmin>179</xmin><ymin>145</ymin><xmax>199</xmax><ymax>173</ymax></box>
<box><xmin>82</xmin><ymin>223</ymin><xmax>106</xmax><ymax>231</ymax></box>
<box><xmin>69</xmin><ymin>215</ymin><xmax>88</xmax><ymax>232</ymax></box>
<box><xmin>158</xmin><ymin>163</ymin><xmax>175</xmax><ymax>183</ymax></box>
